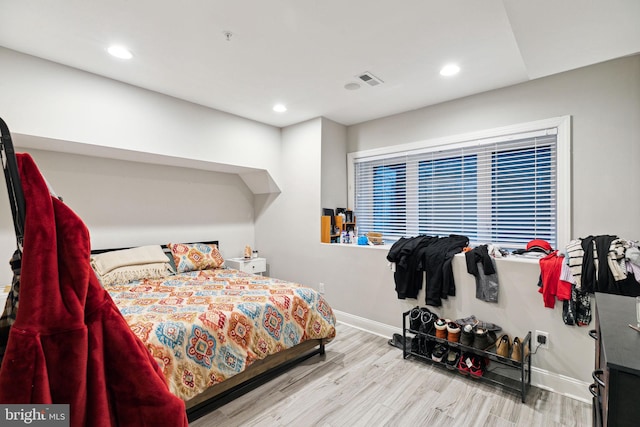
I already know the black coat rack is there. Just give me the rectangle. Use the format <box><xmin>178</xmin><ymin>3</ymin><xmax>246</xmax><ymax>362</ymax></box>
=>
<box><xmin>0</xmin><ymin>117</ymin><xmax>26</xmax><ymax>250</ymax></box>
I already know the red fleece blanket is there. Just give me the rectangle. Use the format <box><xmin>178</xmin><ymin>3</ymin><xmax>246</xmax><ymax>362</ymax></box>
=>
<box><xmin>0</xmin><ymin>154</ymin><xmax>188</xmax><ymax>426</ymax></box>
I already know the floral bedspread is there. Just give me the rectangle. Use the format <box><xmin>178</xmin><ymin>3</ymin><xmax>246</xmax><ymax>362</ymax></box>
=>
<box><xmin>104</xmin><ymin>268</ymin><xmax>336</xmax><ymax>401</ymax></box>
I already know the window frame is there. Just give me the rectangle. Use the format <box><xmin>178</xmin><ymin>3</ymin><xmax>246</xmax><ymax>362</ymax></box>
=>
<box><xmin>347</xmin><ymin>116</ymin><xmax>572</xmax><ymax>249</ymax></box>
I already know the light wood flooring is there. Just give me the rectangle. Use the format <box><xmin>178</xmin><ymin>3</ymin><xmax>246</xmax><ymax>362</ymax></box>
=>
<box><xmin>190</xmin><ymin>323</ymin><xmax>592</xmax><ymax>427</ymax></box>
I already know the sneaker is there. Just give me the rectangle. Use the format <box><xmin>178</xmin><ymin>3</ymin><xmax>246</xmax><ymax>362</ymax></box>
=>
<box><xmin>460</xmin><ymin>324</ymin><xmax>474</xmax><ymax>347</ymax></box>
<box><xmin>457</xmin><ymin>352</ymin><xmax>472</xmax><ymax>375</ymax></box>
<box><xmin>468</xmin><ymin>355</ymin><xmax>486</xmax><ymax>378</ymax></box>
<box><xmin>496</xmin><ymin>334</ymin><xmax>511</xmax><ymax>358</ymax></box>
<box><xmin>446</xmin><ymin>322</ymin><xmax>461</xmax><ymax>342</ymax></box>
<box><xmin>434</xmin><ymin>318</ymin><xmax>448</xmax><ymax>339</ymax></box>
<box><xmin>431</xmin><ymin>344</ymin><xmax>448</xmax><ymax>362</ymax></box>
<box><xmin>445</xmin><ymin>348</ymin><xmax>461</xmax><ymax>370</ymax></box>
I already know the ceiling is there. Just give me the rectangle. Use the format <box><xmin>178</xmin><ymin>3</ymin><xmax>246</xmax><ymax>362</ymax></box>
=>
<box><xmin>1</xmin><ymin>0</ymin><xmax>639</xmax><ymax>128</ymax></box>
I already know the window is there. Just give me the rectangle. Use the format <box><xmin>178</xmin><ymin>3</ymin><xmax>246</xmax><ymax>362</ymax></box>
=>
<box><xmin>349</xmin><ymin>117</ymin><xmax>571</xmax><ymax>250</ymax></box>
<box><xmin>373</xmin><ymin>163</ymin><xmax>406</xmax><ymax>236</ymax></box>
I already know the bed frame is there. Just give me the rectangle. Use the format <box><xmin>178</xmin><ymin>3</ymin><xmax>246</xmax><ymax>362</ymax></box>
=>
<box><xmin>185</xmin><ymin>338</ymin><xmax>325</xmax><ymax>420</ymax></box>
<box><xmin>1</xmin><ymin>118</ymin><xmax>327</xmax><ymax>422</ymax></box>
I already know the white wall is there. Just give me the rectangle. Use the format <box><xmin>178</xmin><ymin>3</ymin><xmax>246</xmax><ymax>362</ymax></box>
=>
<box><xmin>254</xmin><ymin>118</ymin><xmax>323</xmax><ymax>282</ymax></box>
<box><xmin>0</xmin><ymin>149</ymin><xmax>255</xmax><ymax>284</ymax></box>
<box><xmin>320</xmin><ymin>118</ymin><xmax>348</xmax><ymax>210</ymax></box>
<box><xmin>0</xmin><ymin>47</ymin><xmax>282</xmax><ymax>182</ymax></box>
<box><xmin>0</xmin><ymin>46</ymin><xmax>283</xmax><ymax>284</ymax></box>
<box><xmin>325</xmin><ymin>55</ymin><xmax>640</xmax><ymax>401</ymax></box>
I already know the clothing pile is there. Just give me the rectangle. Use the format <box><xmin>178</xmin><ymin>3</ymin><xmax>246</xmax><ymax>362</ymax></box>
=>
<box><xmin>565</xmin><ymin>235</ymin><xmax>640</xmax><ymax>295</ymax></box>
<box><xmin>538</xmin><ymin>235</ymin><xmax>640</xmax><ymax>326</ymax></box>
<box><xmin>387</xmin><ymin>234</ymin><xmax>469</xmax><ymax>306</ymax></box>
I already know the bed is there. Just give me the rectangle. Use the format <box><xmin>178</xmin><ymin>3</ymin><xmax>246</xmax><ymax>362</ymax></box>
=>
<box><xmin>91</xmin><ymin>242</ymin><xmax>336</xmax><ymax>420</ymax></box>
<box><xmin>0</xmin><ymin>117</ymin><xmax>336</xmax><ymax>423</ymax></box>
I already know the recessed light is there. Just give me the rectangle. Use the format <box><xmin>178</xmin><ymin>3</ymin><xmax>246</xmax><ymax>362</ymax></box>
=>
<box><xmin>107</xmin><ymin>45</ymin><xmax>133</xmax><ymax>60</ymax></box>
<box><xmin>344</xmin><ymin>82</ymin><xmax>361</xmax><ymax>90</ymax></box>
<box><xmin>440</xmin><ymin>64</ymin><xmax>460</xmax><ymax>76</ymax></box>
<box><xmin>273</xmin><ymin>104</ymin><xmax>287</xmax><ymax>113</ymax></box>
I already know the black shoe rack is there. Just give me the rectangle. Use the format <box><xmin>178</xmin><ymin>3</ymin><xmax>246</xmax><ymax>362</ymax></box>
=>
<box><xmin>402</xmin><ymin>309</ymin><xmax>532</xmax><ymax>403</ymax></box>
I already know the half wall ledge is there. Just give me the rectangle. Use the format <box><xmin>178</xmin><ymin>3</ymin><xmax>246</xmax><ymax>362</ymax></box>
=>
<box><xmin>12</xmin><ymin>133</ymin><xmax>282</xmax><ymax>195</ymax></box>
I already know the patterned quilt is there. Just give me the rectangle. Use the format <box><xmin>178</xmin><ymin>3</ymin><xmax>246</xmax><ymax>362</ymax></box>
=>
<box><xmin>104</xmin><ymin>268</ymin><xmax>336</xmax><ymax>401</ymax></box>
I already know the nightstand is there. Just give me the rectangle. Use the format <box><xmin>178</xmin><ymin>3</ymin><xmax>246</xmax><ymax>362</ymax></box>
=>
<box><xmin>226</xmin><ymin>257</ymin><xmax>267</xmax><ymax>275</ymax></box>
<box><xmin>1</xmin><ymin>284</ymin><xmax>10</xmax><ymax>305</ymax></box>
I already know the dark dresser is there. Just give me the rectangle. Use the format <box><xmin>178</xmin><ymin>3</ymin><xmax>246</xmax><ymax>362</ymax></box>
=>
<box><xmin>591</xmin><ymin>292</ymin><xmax>640</xmax><ymax>427</ymax></box>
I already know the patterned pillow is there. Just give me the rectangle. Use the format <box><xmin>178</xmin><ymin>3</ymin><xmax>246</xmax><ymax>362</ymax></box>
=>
<box><xmin>168</xmin><ymin>242</ymin><xmax>225</xmax><ymax>273</ymax></box>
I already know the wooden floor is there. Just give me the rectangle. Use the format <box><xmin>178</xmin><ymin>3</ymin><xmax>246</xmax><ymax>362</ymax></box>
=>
<box><xmin>190</xmin><ymin>323</ymin><xmax>592</xmax><ymax>427</ymax></box>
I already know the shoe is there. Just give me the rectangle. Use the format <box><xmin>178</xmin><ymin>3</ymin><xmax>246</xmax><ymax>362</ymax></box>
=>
<box><xmin>431</xmin><ymin>344</ymin><xmax>448</xmax><ymax>362</ymax></box>
<box><xmin>388</xmin><ymin>333</ymin><xmax>412</xmax><ymax>350</ymax></box>
<box><xmin>446</xmin><ymin>322</ymin><xmax>461</xmax><ymax>342</ymax></box>
<box><xmin>422</xmin><ymin>340</ymin><xmax>436</xmax><ymax>358</ymax></box>
<box><xmin>411</xmin><ymin>335</ymin><xmax>421</xmax><ymax>354</ymax></box>
<box><xmin>473</xmin><ymin>328</ymin><xmax>497</xmax><ymax>351</ymax></box>
<box><xmin>454</xmin><ymin>315</ymin><xmax>478</xmax><ymax>328</ymax></box>
<box><xmin>475</xmin><ymin>320</ymin><xmax>502</xmax><ymax>333</ymax></box>
<box><xmin>435</xmin><ymin>318</ymin><xmax>448</xmax><ymax>339</ymax></box>
<box><xmin>410</xmin><ymin>306</ymin><xmax>438</xmax><ymax>331</ymax></box>
<box><xmin>454</xmin><ymin>315</ymin><xmax>502</xmax><ymax>332</ymax></box>
<box><xmin>445</xmin><ymin>348</ymin><xmax>461</xmax><ymax>370</ymax></box>
<box><xmin>457</xmin><ymin>352</ymin><xmax>472</xmax><ymax>375</ymax></box>
<box><xmin>460</xmin><ymin>324</ymin><xmax>474</xmax><ymax>347</ymax></box>
<box><xmin>496</xmin><ymin>334</ymin><xmax>511</xmax><ymax>358</ymax></box>
<box><xmin>468</xmin><ymin>355</ymin><xmax>486</xmax><ymax>378</ymax></box>
<box><xmin>419</xmin><ymin>311</ymin><xmax>436</xmax><ymax>336</ymax></box>
<box><xmin>472</xmin><ymin>328</ymin><xmax>488</xmax><ymax>349</ymax></box>
<box><xmin>409</xmin><ymin>307</ymin><xmax>422</xmax><ymax>331</ymax></box>
<box><xmin>511</xmin><ymin>337</ymin><xmax>522</xmax><ymax>361</ymax></box>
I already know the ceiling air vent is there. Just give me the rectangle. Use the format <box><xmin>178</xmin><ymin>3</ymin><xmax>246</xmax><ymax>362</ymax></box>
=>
<box><xmin>357</xmin><ymin>71</ymin><xmax>384</xmax><ymax>87</ymax></box>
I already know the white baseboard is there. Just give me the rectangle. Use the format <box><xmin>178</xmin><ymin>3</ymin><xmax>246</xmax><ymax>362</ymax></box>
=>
<box><xmin>333</xmin><ymin>309</ymin><xmax>592</xmax><ymax>404</ymax></box>
<box><xmin>334</xmin><ymin>309</ymin><xmax>401</xmax><ymax>339</ymax></box>
<box><xmin>530</xmin><ymin>367</ymin><xmax>591</xmax><ymax>403</ymax></box>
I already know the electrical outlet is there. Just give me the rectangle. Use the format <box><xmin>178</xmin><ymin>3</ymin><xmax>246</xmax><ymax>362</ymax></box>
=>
<box><xmin>534</xmin><ymin>330</ymin><xmax>550</xmax><ymax>350</ymax></box>
<box><xmin>319</xmin><ymin>283</ymin><xmax>325</xmax><ymax>294</ymax></box>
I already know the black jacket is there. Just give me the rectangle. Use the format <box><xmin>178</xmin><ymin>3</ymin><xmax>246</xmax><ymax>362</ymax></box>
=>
<box><xmin>387</xmin><ymin>235</ymin><xmax>437</xmax><ymax>299</ymax></box>
<box><xmin>418</xmin><ymin>235</ymin><xmax>469</xmax><ymax>306</ymax></box>
<box><xmin>387</xmin><ymin>234</ymin><xmax>468</xmax><ymax>306</ymax></box>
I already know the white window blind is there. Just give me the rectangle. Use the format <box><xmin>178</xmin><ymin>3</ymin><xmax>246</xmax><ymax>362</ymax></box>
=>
<box><xmin>354</xmin><ymin>131</ymin><xmax>558</xmax><ymax>249</ymax></box>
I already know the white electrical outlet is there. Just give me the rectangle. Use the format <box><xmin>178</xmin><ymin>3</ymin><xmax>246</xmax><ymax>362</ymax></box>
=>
<box><xmin>319</xmin><ymin>283</ymin><xmax>325</xmax><ymax>294</ymax></box>
<box><xmin>534</xmin><ymin>330</ymin><xmax>550</xmax><ymax>350</ymax></box>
